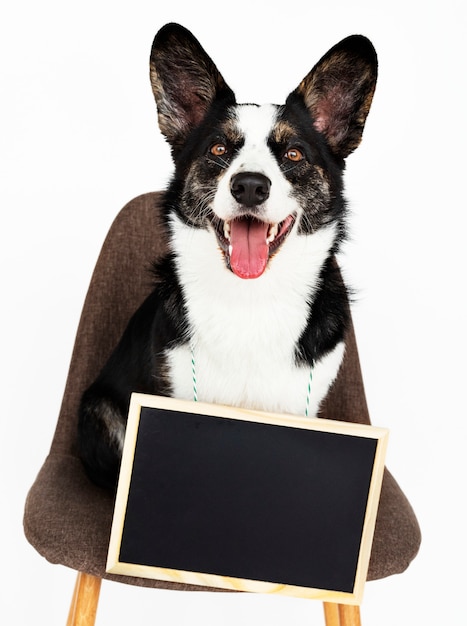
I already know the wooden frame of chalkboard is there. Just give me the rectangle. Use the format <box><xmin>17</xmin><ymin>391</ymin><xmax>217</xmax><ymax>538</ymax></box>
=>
<box><xmin>107</xmin><ymin>393</ymin><xmax>388</xmax><ymax>605</ymax></box>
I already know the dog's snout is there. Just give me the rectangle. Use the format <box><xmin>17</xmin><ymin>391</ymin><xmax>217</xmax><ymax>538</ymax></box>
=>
<box><xmin>230</xmin><ymin>172</ymin><xmax>271</xmax><ymax>207</ymax></box>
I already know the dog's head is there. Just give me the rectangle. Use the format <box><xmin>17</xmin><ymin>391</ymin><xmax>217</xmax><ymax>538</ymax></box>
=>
<box><xmin>150</xmin><ymin>24</ymin><xmax>377</xmax><ymax>279</ymax></box>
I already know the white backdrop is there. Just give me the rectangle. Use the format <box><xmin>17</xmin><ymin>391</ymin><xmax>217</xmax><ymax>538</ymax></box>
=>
<box><xmin>2</xmin><ymin>1</ymin><xmax>466</xmax><ymax>624</ymax></box>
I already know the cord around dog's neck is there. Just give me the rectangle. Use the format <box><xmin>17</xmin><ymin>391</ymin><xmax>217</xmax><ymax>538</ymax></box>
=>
<box><xmin>191</xmin><ymin>342</ymin><xmax>198</xmax><ymax>402</ymax></box>
<box><xmin>190</xmin><ymin>342</ymin><xmax>313</xmax><ymax>416</ymax></box>
<box><xmin>305</xmin><ymin>367</ymin><xmax>313</xmax><ymax>417</ymax></box>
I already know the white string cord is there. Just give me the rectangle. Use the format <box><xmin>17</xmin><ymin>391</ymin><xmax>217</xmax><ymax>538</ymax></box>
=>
<box><xmin>190</xmin><ymin>341</ymin><xmax>313</xmax><ymax>416</ymax></box>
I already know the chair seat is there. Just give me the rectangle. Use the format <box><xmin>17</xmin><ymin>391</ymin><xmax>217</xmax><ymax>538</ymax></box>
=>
<box><xmin>24</xmin><ymin>452</ymin><xmax>420</xmax><ymax>587</ymax></box>
<box><xmin>24</xmin><ymin>453</ymin><xmax>208</xmax><ymax>590</ymax></box>
<box><xmin>23</xmin><ymin>191</ymin><xmax>420</xmax><ymax>591</ymax></box>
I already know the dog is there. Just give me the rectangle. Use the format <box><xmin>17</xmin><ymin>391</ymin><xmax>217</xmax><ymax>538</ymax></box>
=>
<box><xmin>78</xmin><ymin>23</ymin><xmax>378</xmax><ymax>490</ymax></box>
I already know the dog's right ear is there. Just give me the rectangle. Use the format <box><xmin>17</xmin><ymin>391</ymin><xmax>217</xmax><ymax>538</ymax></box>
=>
<box><xmin>150</xmin><ymin>24</ymin><xmax>235</xmax><ymax>151</ymax></box>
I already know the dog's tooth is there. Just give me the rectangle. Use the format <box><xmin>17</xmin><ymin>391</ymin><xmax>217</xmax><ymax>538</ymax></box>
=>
<box><xmin>266</xmin><ymin>223</ymin><xmax>278</xmax><ymax>243</ymax></box>
<box><xmin>224</xmin><ymin>221</ymin><xmax>231</xmax><ymax>240</ymax></box>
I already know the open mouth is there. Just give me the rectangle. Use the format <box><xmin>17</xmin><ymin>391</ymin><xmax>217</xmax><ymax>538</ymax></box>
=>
<box><xmin>212</xmin><ymin>214</ymin><xmax>296</xmax><ymax>279</ymax></box>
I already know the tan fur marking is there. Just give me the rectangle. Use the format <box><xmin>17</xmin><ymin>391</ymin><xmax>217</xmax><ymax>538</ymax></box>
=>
<box><xmin>272</xmin><ymin>119</ymin><xmax>296</xmax><ymax>144</ymax></box>
<box><xmin>220</xmin><ymin>116</ymin><xmax>243</xmax><ymax>144</ymax></box>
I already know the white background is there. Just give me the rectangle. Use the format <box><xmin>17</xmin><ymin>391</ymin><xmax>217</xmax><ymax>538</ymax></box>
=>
<box><xmin>2</xmin><ymin>1</ymin><xmax>466</xmax><ymax>624</ymax></box>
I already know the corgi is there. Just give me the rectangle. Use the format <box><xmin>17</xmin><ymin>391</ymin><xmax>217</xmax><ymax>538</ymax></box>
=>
<box><xmin>78</xmin><ymin>23</ymin><xmax>378</xmax><ymax>489</ymax></box>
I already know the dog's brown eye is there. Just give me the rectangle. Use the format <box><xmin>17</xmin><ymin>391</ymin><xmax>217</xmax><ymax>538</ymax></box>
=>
<box><xmin>210</xmin><ymin>143</ymin><xmax>227</xmax><ymax>157</ymax></box>
<box><xmin>284</xmin><ymin>148</ymin><xmax>304</xmax><ymax>162</ymax></box>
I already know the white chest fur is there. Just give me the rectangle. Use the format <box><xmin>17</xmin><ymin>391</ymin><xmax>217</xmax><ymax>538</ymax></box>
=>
<box><xmin>166</xmin><ymin>216</ymin><xmax>345</xmax><ymax>418</ymax></box>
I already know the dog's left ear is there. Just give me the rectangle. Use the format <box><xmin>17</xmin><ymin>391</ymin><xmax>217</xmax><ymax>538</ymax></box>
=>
<box><xmin>150</xmin><ymin>23</ymin><xmax>235</xmax><ymax>151</ymax></box>
<box><xmin>290</xmin><ymin>36</ymin><xmax>377</xmax><ymax>159</ymax></box>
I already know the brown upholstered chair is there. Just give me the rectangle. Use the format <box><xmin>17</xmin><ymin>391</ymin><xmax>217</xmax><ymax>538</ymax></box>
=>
<box><xmin>23</xmin><ymin>192</ymin><xmax>421</xmax><ymax>626</ymax></box>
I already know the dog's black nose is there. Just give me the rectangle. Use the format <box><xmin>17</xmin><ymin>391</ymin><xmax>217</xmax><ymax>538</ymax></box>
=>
<box><xmin>230</xmin><ymin>172</ymin><xmax>271</xmax><ymax>206</ymax></box>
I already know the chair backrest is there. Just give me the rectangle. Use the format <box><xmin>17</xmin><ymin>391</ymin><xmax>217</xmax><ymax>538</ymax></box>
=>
<box><xmin>50</xmin><ymin>192</ymin><xmax>168</xmax><ymax>458</ymax></box>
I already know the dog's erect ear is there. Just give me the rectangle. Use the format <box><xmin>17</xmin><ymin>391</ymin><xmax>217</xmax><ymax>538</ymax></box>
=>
<box><xmin>150</xmin><ymin>23</ymin><xmax>235</xmax><ymax>149</ymax></box>
<box><xmin>290</xmin><ymin>36</ymin><xmax>377</xmax><ymax>159</ymax></box>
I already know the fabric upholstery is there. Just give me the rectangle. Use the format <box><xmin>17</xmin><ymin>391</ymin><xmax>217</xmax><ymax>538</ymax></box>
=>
<box><xmin>24</xmin><ymin>191</ymin><xmax>421</xmax><ymax>588</ymax></box>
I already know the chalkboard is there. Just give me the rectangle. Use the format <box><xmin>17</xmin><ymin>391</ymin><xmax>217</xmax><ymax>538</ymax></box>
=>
<box><xmin>107</xmin><ymin>394</ymin><xmax>388</xmax><ymax>605</ymax></box>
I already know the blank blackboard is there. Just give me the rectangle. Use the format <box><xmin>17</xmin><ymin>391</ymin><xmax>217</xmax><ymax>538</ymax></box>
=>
<box><xmin>107</xmin><ymin>394</ymin><xmax>388</xmax><ymax>605</ymax></box>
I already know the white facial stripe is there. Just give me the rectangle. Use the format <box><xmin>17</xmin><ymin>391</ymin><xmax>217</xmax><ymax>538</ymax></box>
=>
<box><xmin>234</xmin><ymin>104</ymin><xmax>279</xmax><ymax>170</ymax></box>
<box><xmin>212</xmin><ymin>104</ymin><xmax>298</xmax><ymax>224</ymax></box>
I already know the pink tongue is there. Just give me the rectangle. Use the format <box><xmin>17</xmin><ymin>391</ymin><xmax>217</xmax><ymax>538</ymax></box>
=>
<box><xmin>229</xmin><ymin>218</ymin><xmax>269</xmax><ymax>279</ymax></box>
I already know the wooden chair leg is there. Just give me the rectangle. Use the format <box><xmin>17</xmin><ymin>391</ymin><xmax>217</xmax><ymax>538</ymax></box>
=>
<box><xmin>323</xmin><ymin>603</ymin><xmax>362</xmax><ymax>626</ymax></box>
<box><xmin>323</xmin><ymin>602</ymin><xmax>341</xmax><ymax>626</ymax></box>
<box><xmin>338</xmin><ymin>604</ymin><xmax>361</xmax><ymax>626</ymax></box>
<box><xmin>66</xmin><ymin>572</ymin><xmax>102</xmax><ymax>626</ymax></box>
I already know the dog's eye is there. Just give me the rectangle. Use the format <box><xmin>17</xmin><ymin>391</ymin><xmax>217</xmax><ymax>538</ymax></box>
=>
<box><xmin>284</xmin><ymin>147</ymin><xmax>304</xmax><ymax>162</ymax></box>
<box><xmin>210</xmin><ymin>143</ymin><xmax>227</xmax><ymax>157</ymax></box>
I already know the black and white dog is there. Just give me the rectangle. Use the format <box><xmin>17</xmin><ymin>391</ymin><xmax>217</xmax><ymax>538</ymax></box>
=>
<box><xmin>79</xmin><ymin>23</ymin><xmax>377</xmax><ymax>489</ymax></box>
